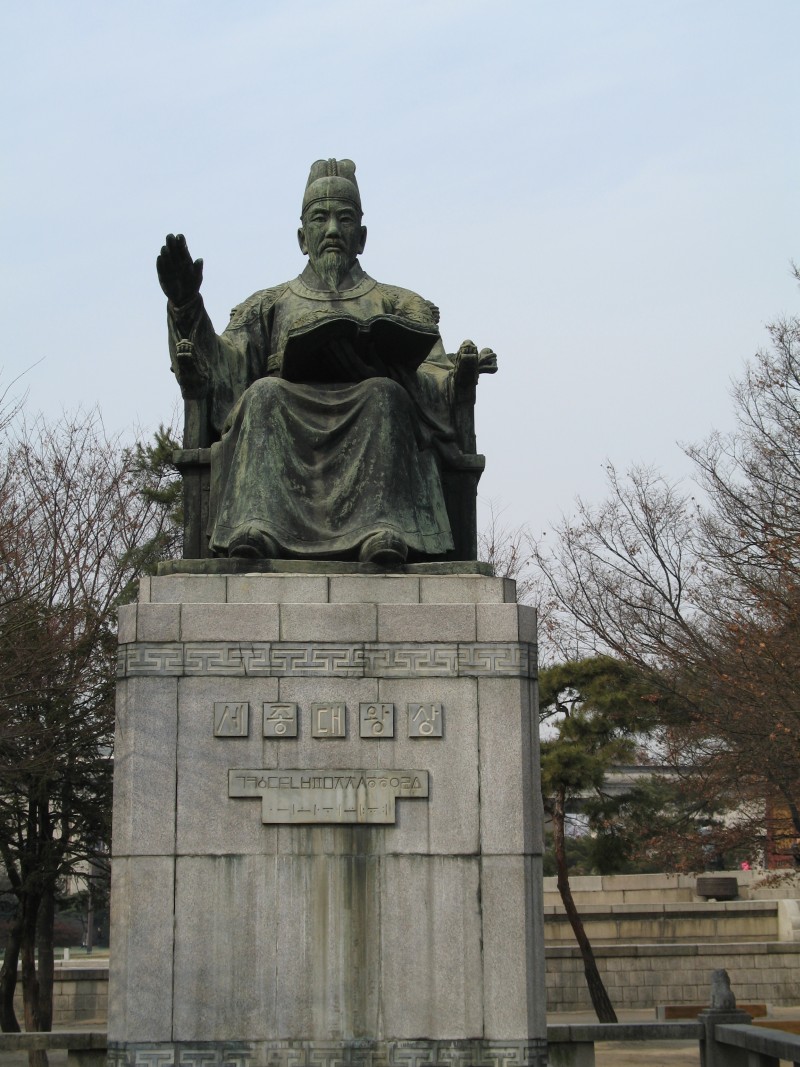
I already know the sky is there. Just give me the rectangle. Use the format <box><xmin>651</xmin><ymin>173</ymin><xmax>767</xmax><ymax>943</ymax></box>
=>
<box><xmin>1</xmin><ymin>1</ymin><xmax>798</xmax><ymax>536</ymax></box>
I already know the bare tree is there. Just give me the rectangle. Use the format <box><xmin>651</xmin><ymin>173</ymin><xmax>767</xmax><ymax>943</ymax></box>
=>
<box><xmin>534</xmin><ymin>282</ymin><xmax>800</xmax><ymax>861</ymax></box>
<box><xmin>478</xmin><ymin>500</ymin><xmax>536</xmax><ymax>598</ymax></box>
<box><xmin>0</xmin><ymin>409</ymin><xmax>177</xmax><ymax>1057</ymax></box>
<box><xmin>477</xmin><ymin>498</ymin><xmax>570</xmax><ymax>666</ymax></box>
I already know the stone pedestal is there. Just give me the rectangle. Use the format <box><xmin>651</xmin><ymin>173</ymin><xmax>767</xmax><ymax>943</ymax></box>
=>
<box><xmin>108</xmin><ymin>570</ymin><xmax>547</xmax><ymax>1066</ymax></box>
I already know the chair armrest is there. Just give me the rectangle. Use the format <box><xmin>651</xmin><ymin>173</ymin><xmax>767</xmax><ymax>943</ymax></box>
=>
<box><xmin>442</xmin><ymin>452</ymin><xmax>486</xmax><ymax>473</ymax></box>
<box><xmin>172</xmin><ymin>447</ymin><xmax>212</xmax><ymax>470</ymax></box>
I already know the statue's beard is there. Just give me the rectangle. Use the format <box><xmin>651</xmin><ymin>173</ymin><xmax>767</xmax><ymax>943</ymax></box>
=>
<box><xmin>311</xmin><ymin>250</ymin><xmax>351</xmax><ymax>291</ymax></box>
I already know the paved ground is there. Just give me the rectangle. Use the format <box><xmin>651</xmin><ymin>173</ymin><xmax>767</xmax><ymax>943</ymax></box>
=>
<box><xmin>593</xmin><ymin>1038</ymin><xmax>699</xmax><ymax>1065</ymax></box>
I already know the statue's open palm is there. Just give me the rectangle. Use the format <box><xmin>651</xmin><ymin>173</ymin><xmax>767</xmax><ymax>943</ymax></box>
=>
<box><xmin>157</xmin><ymin>233</ymin><xmax>204</xmax><ymax>306</ymax></box>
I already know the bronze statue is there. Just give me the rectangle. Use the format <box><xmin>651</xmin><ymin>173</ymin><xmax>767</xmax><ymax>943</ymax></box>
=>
<box><xmin>159</xmin><ymin>159</ymin><xmax>495</xmax><ymax>566</ymax></box>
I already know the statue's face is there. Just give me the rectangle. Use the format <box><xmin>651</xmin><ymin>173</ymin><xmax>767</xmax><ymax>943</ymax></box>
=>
<box><xmin>298</xmin><ymin>199</ymin><xmax>366</xmax><ymax>288</ymax></box>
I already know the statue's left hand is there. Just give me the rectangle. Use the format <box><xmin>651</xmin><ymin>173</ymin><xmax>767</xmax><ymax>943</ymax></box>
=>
<box><xmin>157</xmin><ymin>233</ymin><xmax>204</xmax><ymax>306</ymax></box>
<box><xmin>453</xmin><ymin>340</ymin><xmax>479</xmax><ymax>391</ymax></box>
<box><xmin>478</xmin><ymin>348</ymin><xmax>498</xmax><ymax>375</ymax></box>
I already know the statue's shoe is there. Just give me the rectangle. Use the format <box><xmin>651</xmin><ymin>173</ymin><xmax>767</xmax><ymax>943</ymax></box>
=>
<box><xmin>358</xmin><ymin>530</ymin><xmax>408</xmax><ymax>567</ymax></box>
<box><xmin>228</xmin><ymin>524</ymin><xmax>280</xmax><ymax>560</ymax></box>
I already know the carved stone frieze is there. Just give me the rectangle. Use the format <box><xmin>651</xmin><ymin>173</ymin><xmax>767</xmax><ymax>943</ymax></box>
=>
<box><xmin>107</xmin><ymin>1039</ymin><xmax>548</xmax><ymax>1067</ymax></box>
<box><xmin>117</xmin><ymin>641</ymin><xmax>536</xmax><ymax>680</ymax></box>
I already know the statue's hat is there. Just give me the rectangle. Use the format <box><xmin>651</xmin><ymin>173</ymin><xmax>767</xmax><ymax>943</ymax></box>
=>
<box><xmin>302</xmin><ymin>159</ymin><xmax>362</xmax><ymax>216</ymax></box>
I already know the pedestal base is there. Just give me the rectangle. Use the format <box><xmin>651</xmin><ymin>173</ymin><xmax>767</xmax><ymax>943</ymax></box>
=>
<box><xmin>109</xmin><ymin>572</ymin><xmax>546</xmax><ymax>1065</ymax></box>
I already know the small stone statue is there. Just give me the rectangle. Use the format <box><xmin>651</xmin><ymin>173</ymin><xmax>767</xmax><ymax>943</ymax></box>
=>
<box><xmin>709</xmin><ymin>969</ymin><xmax>737</xmax><ymax>1011</ymax></box>
<box><xmin>158</xmin><ymin>159</ymin><xmax>495</xmax><ymax>565</ymax></box>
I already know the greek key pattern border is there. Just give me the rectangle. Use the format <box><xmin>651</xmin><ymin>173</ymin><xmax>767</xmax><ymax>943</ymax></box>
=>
<box><xmin>117</xmin><ymin>641</ymin><xmax>536</xmax><ymax>680</ymax></box>
<box><xmin>107</xmin><ymin>1038</ymin><xmax>548</xmax><ymax>1067</ymax></box>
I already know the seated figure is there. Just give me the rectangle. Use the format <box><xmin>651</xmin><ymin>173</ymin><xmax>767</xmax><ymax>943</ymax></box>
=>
<box><xmin>158</xmin><ymin>159</ymin><xmax>495</xmax><ymax>566</ymax></box>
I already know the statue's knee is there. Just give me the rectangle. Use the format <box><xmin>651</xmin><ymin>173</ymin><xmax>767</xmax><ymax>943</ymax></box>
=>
<box><xmin>363</xmin><ymin>376</ymin><xmax>411</xmax><ymax>413</ymax></box>
<box><xmin>244</xmin><ymin>375</ymin><xmax>284</xmax><ymax>412</ymax></box>
<box><xmin>249</xmin><ymin>376</ymin><xmax>282</xmax><ymax>399</ymax></box>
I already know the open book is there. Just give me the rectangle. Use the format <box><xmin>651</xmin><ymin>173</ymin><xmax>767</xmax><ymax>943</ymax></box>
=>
<box><xmin>281</xmin><ymin>314</ymin><xmax>439</xmax><ymax>382</ymax></box>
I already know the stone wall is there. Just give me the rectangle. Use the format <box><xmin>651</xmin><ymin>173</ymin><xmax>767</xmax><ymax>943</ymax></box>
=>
<box><xmin>546</xmin><ymin>942</ymin><xmax>800</xmax><ymax>1012</ymax></box>
<box><xmin>542</xmin><ymin>870</ymin><xmax>800</xmax><ymax>906</ymax></box>
<box><xmin>543</xmin><ymin>872</ymin><xmax>800</xmax><ymax>1011</ymax></box>
<box><xmin>13</xmin><ymin>966</ymin><xmax>108</xmax><ymax>1026</ymax></box>
<box><xmin>545</xmin><ymin>900</ymin><xmax>780</xmax><ymax>945</ymax></box>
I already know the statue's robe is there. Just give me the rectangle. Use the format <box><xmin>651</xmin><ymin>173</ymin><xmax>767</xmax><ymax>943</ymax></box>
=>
<box><xmin>168</xmin><ymin>268</ymin><xmax>457</xmax><ymax>558</ymax></box>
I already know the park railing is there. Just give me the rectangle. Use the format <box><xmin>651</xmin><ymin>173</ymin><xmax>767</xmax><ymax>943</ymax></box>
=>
<box><xmin>548</xmin><ymin>1017</ymin><xmax>800</xmax><ymax>1065</ymax></box>
<box><xmin>710</xmin><ymin>1022</ymin><xmax>800</xmax><ymax>1066</ymax></box>
<box><xmin>547</xmin><ymin>1020</ymin><xmax>701</xmax><ymax>1065</ymax></box>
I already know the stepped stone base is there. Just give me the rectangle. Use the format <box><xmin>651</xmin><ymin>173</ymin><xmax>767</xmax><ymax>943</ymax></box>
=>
<box><xmin>108</xmin><ymin>573</ymin><xmax>546</xmax><ymax>1065</ymax></box>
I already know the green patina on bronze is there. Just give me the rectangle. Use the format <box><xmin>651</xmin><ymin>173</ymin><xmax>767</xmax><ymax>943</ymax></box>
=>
<box><xmin>158</xmin><ymin>159</ymin><xmax>496</xmax><ymax>567</ymax></box>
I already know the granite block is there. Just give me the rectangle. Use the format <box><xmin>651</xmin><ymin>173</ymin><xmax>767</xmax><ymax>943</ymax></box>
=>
<box><xmin>112</xmin><ymin>676</ymin><xmax>178</xmax><ymax>857</ymax></box>
<box><xmin>559</xmin><ymin>875</ymin><xmax>603</xmax><ymax>893</ymax></box>
<box><xmin>476</xmin><ymin>604</ymin><xmax>523</xmax><ymax>642</ymax></box>
<box><xmin>280</xmin><ymin>602</ymin><xmax>378</xmax><ymax>641</ymax></box>
<box><xmin>376</xmin><ymin>676</ymin><xmax>479</xmax><ymax>856</ymax></box>
<box><xmin>274</xmin><ymin>676</ymin><xmax>380</xmax><ymax>778</ymax></box>
<box><xmin>419</xmin><ymin>575</ymin><xmax>510</xmax><ymax>604</ymax></box>
<box><xmin>481</xmin><ymin>855</ymin><xmax>544</xmax><ymax>1039</ymax></box>
<box><xmin>175</xmin><ymin>676</ymin><xmax>280</xmax><ymax>856</ymax></box>
<box><xmin>227</xmin><ymin>574</ymin><xmax>330</xmax><ymax>604</ymax></box>
<box><xmin>180</xmin><ymin>602</ymin><xmax>280</xmax><ymax>642</ymax></box>
<box><xmin>477</xmin><ymin>676</ymin><xmax>542</xmax><ymax>854</ymax></box>
<box><xmin>172</xmin><ymin>855</ymin><xmax>278</xmax><ymax>1041</ymax></box>
<box><xmin>136</xmin><ymin>603</ymin><xmax>180</xmax><ymax>643</ymax></box>
<box><xmin>272</xmin><ymin>854</ymin><xmax>315</xmax><ymax>1035</ymax></box>
<box><xmin>518</xmin><ymin>606</ymin><xmax>537</xmax><ymax>643</ymax></box>
<box><xmin>149</xmin><ymin>574</ymin><xmax>228</xmax><ymax>603</ymax></box>
<box><xmin>329</xmin><ymin>574</ymin><xmax>421</xmax><ymax>604</ymax></box>
<box><xmin>501</xmin><ymin>577</ymin><xmax>518</xmax><ymax>603</ymax></box>
<box><xmin>117</xmin><ymin>604</ymin><xmax>136</xmax><ymax>645</ymax></box>
<box><xmin>475</xmin><ymin>603</ymin><xmax>537</xmax><ymax>645</ymax></box>
<box><xmin>137</xmin><ymin>576</ymin><xmax>151</xmax><ymax>603</ymax></box>
<box><xmin>381</xmin><ymin>854</ymin><xmax>483</xmax><ymax>1039</ymax></box>
<box><xmin>377</xmin><ymin>603</ymin><xmax>476</xmax><ymax>642</ymax></box>
<box><xmin>107</xmin><ymin>856</ymin><xmax>174</xmax><ymax>1043</ymax></box>
<box><xmin>275</xmin><ymin>853</ymin><xmax>382</xmax><ymax>1039</ymax></box>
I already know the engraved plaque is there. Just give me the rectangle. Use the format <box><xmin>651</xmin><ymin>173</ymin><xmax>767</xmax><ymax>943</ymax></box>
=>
<box><xmin>263</xmin><ymin>702</ymin><xmax>298</xmax><ymax>738</ymax></box>
<box><xmin>408</xmin><ymin>702</ymin><xmax>444</xmax><ymax>737</ymax></box>
<box><xmin>229</xmin><ymin>768</ymin><xmax>429</xmax><ymax>824</ymax></box>
<box><xmin>214</xmin><ymin>701</ymin><xmax>249</xmax><ymax>737</ymax></box>
<box><xmin>359</xmin><ymin>702</ymin><xmax>394</xmax><ymax>738</ymax></box>
<box><xmin>312</xmin><ymin>702</ymin><xmax>346</xmax><ymax>738</ymax></box>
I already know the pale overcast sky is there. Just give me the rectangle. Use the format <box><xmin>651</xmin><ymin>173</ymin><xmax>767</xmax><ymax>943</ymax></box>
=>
<box><xmin>1</xmin><ymin>1</ymin><xmax>798</xmax><ymax>534</ymax></box>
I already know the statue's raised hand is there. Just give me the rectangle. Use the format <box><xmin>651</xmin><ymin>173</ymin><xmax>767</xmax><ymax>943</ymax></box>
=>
<box><xmin>157</xmin><ymin>233</ymin><xmax>204</xmax><ymax>306</ymax></box>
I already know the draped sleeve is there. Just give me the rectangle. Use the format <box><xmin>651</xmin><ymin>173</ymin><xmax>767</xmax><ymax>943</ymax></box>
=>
<box><xmin>167</xmin><ymin>286</ymin><xmax>285</xmax><ymax>437</ymax></box>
